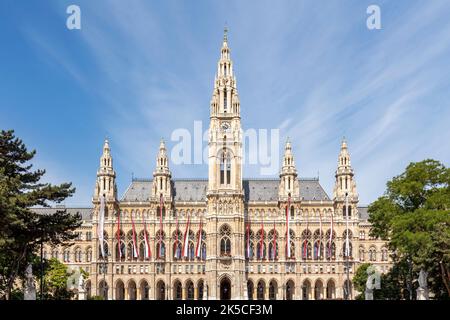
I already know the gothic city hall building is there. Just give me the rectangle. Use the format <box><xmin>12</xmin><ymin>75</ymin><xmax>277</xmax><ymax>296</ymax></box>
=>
<box><xmin>36</xmin><ymin>31</ymin><xmax>390</xmax><ymax>300</ymax></box>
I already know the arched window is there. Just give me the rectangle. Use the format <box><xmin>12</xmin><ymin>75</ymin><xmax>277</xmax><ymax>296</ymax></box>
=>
<box><xmin>173</xmin><ymin>241</ymin><xmax>182</xmax><ymax>260</ymax></box>
<box><xmin>174</xmin><ymin>281</ymin><xmax>182</xmax><ymax>300</ymax></box>
<box><xmin>220</xmin><ymin>225</ymin><xmax>231</xmax><ymax>256</ymax></box>
<box><xmin>156</xmin><ymin>230</ymin><xmax>166</xmax><ymax>259</ymax></box>
<box><xmin>126</xmin><ymin>231</ymin><xmax>134</xmax><ymax>261</ymax></box>
<box><xmin>115</xmin><ymin>231</ymin><xmax>125</xmax><ymax>261</ymax></box>
<box><xmin>74</xmin><ymin>247</ymin><xmax>82</xmax><ymax>262</ymax></box>
<box><xmin>220</xmin><ymin>238</ymin><xmax>231</xmax><ymax>256</ymax></box>
<box><xmin>198</xmin><ymin>281</ymin><xmax>204</xmax><ymax>300</ymax></box>
<box><xmin>269</xmin><ymin>281</ymin><xmax>277</xmax><ymax>300</ymax></box>
<box><xmin>99</xmin><ymin>280</ymin><xmax>108</xmax><ymax>300</ymax></box>
<box><xmin>290</xmin><ymin>206</ymin><xmax>294</xmax><ymax>219</ymax></box>
<box><xmin>326</xmin><ymin>242</ymin><xmax>336</xmax><ymax>260</ymax></box>
<box><xmin>302</xmin><ymin>241</ymin><xmax>312</xmax><ymax>260</ymax></box>
<box><xmin>156</xmin><ymin>281</ymin><xmax>165</xmax><ymax>300</ymax></box>
<box><xmin>224</xmin><ymin>88</ymin><xmax>227</xmax><ymax>110</ymax></box>
<box><xmin>342</xmin><ymin>206</ymin><xmax>352</xmax><ymax>217</ymax></box>
<box><xmin>369</xmin><ymin>247</ymin><xmax>377</xmax><ymax>261</ymax></box>
<box><xmin>268</xmin><ymin>230</ymin><xmax>279</xmax><ymax>260</ymax></box>
<box><xmin>313</xmin><ymin>241</ymin><xmax>324</xmax><ymax>260</ymax></box>
<box><xmin>86</xmin><ymin>247</ymin><xmax>92</xmax><ymax>262</ymax></box>
<box><xmin>220</xmin><ymin>150</ymin><xmax>232</xmax><ymax>185</ymax></box>
<box><xmin>247</xmin><ymin>281</ymin><xmax>254</xmax><ymax>300</ymax></box>
<box><xmin>256</xmin><ymin>242</ymin><xmax>266</xmax><ymax>260</ymax></box>
<box><xmin>359</xmin><ymin>246</ymin><xmax>365</xmax><ymax>261</ymax></box>
<box><xmin>98</xmin><ymin>241</ymin><xmax>108</xmax><ymax>260</ymax></box>
<box><xmin>381</xmin><ymin>247</ymin><xmax>388</xmax><ymax>261</ymax></box>
<box><xmin>186</xmin><ymin>281</ymin><xmax>194</xmax><ymax>300</ymax></box>
<box><xmin>201</xmin><ymin>242</ymin><xmax>207</xmax><ymax>261</ymax></box>
<box><xmin>188</xmin><ymin>242</ymin><xmax>195</xmax><ymax>261</ymax></box>
<box><xmin>140</xmin><ymin>280</ymin><xmax>150</xmax><ymax>300</ymax></box>
<box><xmin>343</xmin><ymin>241</ymin><xmax>353</xmax><ymax>258</ymax></box>
<box><xmin>257</xmin><ymin>281</ymin><xmax>265</xmax><ymax>300</ymax></box>
<box><xmin>245</xmin><ymin>230</ymin><xmax>255</xmax><ymax>260</ymax></box>
<box><xmin>63</xmin><ymin>249</ymin><xmax>70</xmax><ymax>262</ymax></box>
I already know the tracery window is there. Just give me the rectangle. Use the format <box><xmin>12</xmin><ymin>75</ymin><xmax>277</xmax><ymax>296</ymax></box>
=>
<box><xmin>220</xmin><ymin>225</ymin><xmax>231</xmax><ymax>256</ymax></box>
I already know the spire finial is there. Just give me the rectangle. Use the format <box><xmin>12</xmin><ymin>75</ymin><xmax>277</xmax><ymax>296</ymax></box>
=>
<box><xmin>159</xmin><ymin>138</ymin><xmax>166</xmax><ymax>150</ymax></box>
<box><xmin>223</xmin><ymin>24</ymin><xmax>228</xmax><ymax>42</ymax></box>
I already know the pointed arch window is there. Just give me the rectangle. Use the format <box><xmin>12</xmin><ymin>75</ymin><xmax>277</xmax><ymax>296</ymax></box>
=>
<box><xmin>224</xmin><ymin>88</ymin><xmax>227</xmax><ymax>110</ymax></box>
<box><xmin>220</xmin><ymin>151</ymin><xmax>231</xmax><ymax>185</ymax></box>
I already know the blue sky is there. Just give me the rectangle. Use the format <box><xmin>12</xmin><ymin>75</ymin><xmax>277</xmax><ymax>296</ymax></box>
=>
<box><xmin>1</xmin><ymin>0</ymin><xmax>449</xmax><ymax>206</ymax></box>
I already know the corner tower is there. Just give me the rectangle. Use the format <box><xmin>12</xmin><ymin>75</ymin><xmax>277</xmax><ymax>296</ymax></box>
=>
<box><xmin>333</xmin><ymin>138</ymin><xmax>359</xmax><ymax>219</ymax></box>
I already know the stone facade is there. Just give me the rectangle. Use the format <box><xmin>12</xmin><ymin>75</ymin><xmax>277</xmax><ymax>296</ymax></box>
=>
<box><xmin>36</xmin><ymin>30</ymin><xmax>391</xmax><ymax>300</ymax></box>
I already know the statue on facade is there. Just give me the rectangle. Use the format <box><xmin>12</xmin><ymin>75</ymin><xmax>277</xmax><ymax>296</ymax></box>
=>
<box><xmin>23</xmin><ymin>263</ymin><xmax>36</xmax><ymax>300</ymax></box>
<box><xmin>416</xmin><ymin>269</ymin><xmax>429</xmax><ymax>300</ymax></box>
<box><xmin>365</xmin><ymin>265</ymin><xmax>381</xmax><ymax>300</ymax></box>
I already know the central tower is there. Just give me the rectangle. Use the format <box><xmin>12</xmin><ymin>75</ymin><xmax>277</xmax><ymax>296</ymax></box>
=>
<box><xmin>208</xmin><ymin>27</ymin><xmax>243</xmax><ymax>192</ymax></box>
<box><xmin>206</xmin><ymin>28</ymin><xmax>245</xmax><ymax>300</ymax></box>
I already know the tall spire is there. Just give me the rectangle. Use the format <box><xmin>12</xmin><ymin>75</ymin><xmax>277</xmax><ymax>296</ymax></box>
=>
<box><xmin>223</xmin><ymin>24</ymin><xmax>228</xmax><ymax>44</ymax></box>
<box><xmin>152</xmin><ymin>138</ymin><xmax>172</xmax><ymax>199</ymax></box>
<box><xmin>279</xmin><ymin>138</ymin><xmax>299</xmax><ymax>199</ymax></box>
<box><xmin>333</xmin><ymin>138</ymin><xmax>358</xmax><ymax>204</ymax></box>
<box><xmin>210</xmin><ymin>26</ymin><xmax>240</xmax><ymax>117</ymax></box>
<box><xmin>207</xmin><ymin>29</ymin><xmax>243</xmax><ymax>193</ymax></box>
<box><xmin>93</xmin><ymin>138</ymin><xmax>117</xmax><ymax>200</ymax></box>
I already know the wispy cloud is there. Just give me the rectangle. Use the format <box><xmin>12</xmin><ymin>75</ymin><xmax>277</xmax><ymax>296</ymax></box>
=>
<box><xmin>7</xmin><ymin>0</ymin><xmax>450</xmax><ymax>205</ymax></box>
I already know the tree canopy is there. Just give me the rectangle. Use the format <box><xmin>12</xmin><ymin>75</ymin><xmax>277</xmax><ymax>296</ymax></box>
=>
<box><xmin>0</xmin><ymin>130</ymin><xmax>81</xmax><ymax>299</ymax></box>
<box><xmin>368</xmin><ymin>159</ymin><xmax>450</xmax><ymax>299</ymax></box>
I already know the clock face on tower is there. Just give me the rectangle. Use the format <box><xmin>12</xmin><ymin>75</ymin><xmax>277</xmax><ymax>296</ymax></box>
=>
<box><xmin>221</xmin><ymin>122</ymin><xmax>230</xmax><ymax>131</ymax></box>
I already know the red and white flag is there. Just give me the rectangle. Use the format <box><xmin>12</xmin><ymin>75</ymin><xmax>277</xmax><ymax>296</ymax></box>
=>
<box><xmin>182</xmin><ymin>214</ymin><xmax>191</xmax><ymax>258</ymax></box>
<box><xmin>318</xmin><ymin>211</ymin><xmax>323</xmax><ymax>258</ymax></box>
<box><xmin>195</xmin><ymin>217</ymin><xmax>203</xmax><ymax>259</ymax></box>
<box><xmin>246</xmin><ymin>219</ymin><xmax>251</xmax><ymax>259</ymax></box>
<box><xmin>272</xmin><ymin>220</ymin><xmax>277</xmax><ymax>260</ymax></box>
<box><xmin>328</xmin><ymin>210</ymin><xmax>334</xmax><ymax>259</ymax></box>
<box><xmin>259</xmin><ymin>220</ymin><xmax>264</xmax><ymax>259</ymax></box>
<box><xmin>131</xmin><ymin>211</ymin><xmax>139</xmax><ymax>259</ymax></box>
<box><xmin>303</xmin><ymin>212</ymin><xmax>309</xmax><ymax>259</ymax></box>
<box><xmin>142</xmin><ymin>215</ymin><xmax>151</xmax><ymax>259</ymax></box>
<box><xmin>116</xmin><ymin>210</ymin><xmax>122</xmax><ymax>259</ymax></box>
<box><xmin>174</xmin><ymin>209</ymin><xmax>180</xmax><ymax>259</ymax></box>
<box><xmin>285</xmin><ymin>196</ymin><xmax>291</xmax><ymax>258</ymax></box>
<box><xmin>158</xmin><ymin>194</ymin><xmax>164</xmax><ymax>258</ymax></box>
<box><xmin>98</xmin><ymin>195</ymin><xmax>105</xmax><ymax>258</ymax></box>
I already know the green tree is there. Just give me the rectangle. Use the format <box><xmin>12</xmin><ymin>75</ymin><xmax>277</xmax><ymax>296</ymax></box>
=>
<box><xmin>368</xmin><ymin>159</ymin><xmax>450</xmax><ymax>299</ymax></box>
<box><xmin>42</xmin><ymin>258</ymin><xmax>74</xmax><ymax>300</ymax></box>
<box><xmin>353</xmin><ymin>263</ymin><xmax>371</xmax><ymax>300</ymax></box>
<box><xmin>0</xmin><ymin>130</ymin><xmax>82</xmax><ymax>300</ymax></box>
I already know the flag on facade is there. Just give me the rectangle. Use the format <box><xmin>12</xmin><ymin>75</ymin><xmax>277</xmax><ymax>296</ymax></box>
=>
<box><xmin>131</xmin><ymin>211</ymin><xmax>139</xmax><ymax>258</ymax></box>
<box><xmin>318</xmin><ymin>210</ymin><xmax>323</xmax><ymax>258</ymax></box>
<box><xmin>116</xmin><ymin>209</ymin><xmax>122</xmax><ymax>259</ymax></box>
<box><xmin>328</xmin><ymin>209</ymin><xmax>334</xmax><ymax>259</ymax></box>
<box><xmin>182</xmin><ymin>214</ymin><xmax>191</xmax><ymax>258</ymax></box>
<box><xmin>174</xmin><ymin>208</ymin><xmax>180</xmax><ymax>259</ymax></box>
<box><xmin>158</xmin><ymin>194</ymin><xmax>164</xmax><ymax>258</ymax></box>
<box><xmin>98</xmin><ymin>195</ymin><xmax>105</xmax><ymax>258</ymax></box>
<box><xmin>246</xmin><ymin>219</ymin><xmax>251</xmax><ymax>259</ymax></box>
<box><xmin>272</xmin><ymin>220</ymin><xmax>277</xmax><ymax>260</ymax></box>
<box><xmin>195</xmin><ymin>217</ymin><xmax>203</xmax><ymax>258</ymax></box>
<box><xmin>259</xmin><ymin>220</ymin><xmax>264</xmax><ymax>259</ymax></box>
<box><xmin>345</xmin><ymin>195</ymin><xmax>350</xmax><ymax>257</ymax></box>
<box><xmin>303</xmin><ymin>211</ymin><xmax>309</xmax><ymax>259</ymax></box>
<box><xmin>285</xmin><ymin>195</ymin><xmax>291</xmax><ymax>258</ymax></box>
<box><xmin>142</xmin><ymin>215</ymin><xmax>151</xmax><ymax>259</ymax></box>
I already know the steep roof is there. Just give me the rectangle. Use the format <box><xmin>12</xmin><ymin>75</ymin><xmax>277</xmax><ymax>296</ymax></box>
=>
<box><xmin>121</xmin><ymin>178</ymin><xmax>331</xmax><ymax>202</ymax></box>
<box><xmin>32</xmin><ymin>207</ymin><xmax>92</xmax><ymax>221</ymax></box>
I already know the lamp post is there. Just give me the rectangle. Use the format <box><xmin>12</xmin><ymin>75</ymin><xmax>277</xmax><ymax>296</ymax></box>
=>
<box><xmin>40</xmin><ymin>227</ymin><xmax>44</xmax><ymax>300</ymax></box>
